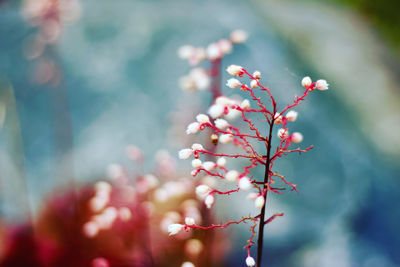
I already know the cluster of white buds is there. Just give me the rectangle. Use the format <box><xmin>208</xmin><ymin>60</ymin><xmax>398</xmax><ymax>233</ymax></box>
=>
<box><xmin>179</xmin><ymin>68</ymin><xmax>210</xmax><ymax>91</ymax></box>
<box><xmin>301</xmin><ymin>76</ymin><xmax>329</xmax><ymax>91</ymax></box>
<box><xmin>178</xmin><ymin>30</ymin><xmax>248</xmax><ymax>92</ymax></box>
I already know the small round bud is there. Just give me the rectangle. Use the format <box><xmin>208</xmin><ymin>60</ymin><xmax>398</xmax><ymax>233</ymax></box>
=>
<box><xmin>168</xmin><ymin>223</ymin><xmax>185</xmax><ymax>236</ymax></box>
<box><xmin>191</xmin><ymin>143</ymin><xmax>204</xmax><ymax>151</ymax></box>
<box><xmin>316</xmin><ymin>79</ymin><xmax>329</xmax><ymax>90</ymax></box>
<box><xmin>208</xmin><ymin>104</ymin><xmax>225</xmax><ymax>118</ymax></box>
<box><xmin>215</xmin><ymin>96</ymin><xmax>231</xmax><ymax>106</ymax></box>
<box><xmin>178</xmin><ymin>148</ymin><xmax>193</xmax><ymax>160</ymax></box>
<box><xmin>286</xmin><ymin>110</ymin><xmax>298</xmax><ymax>122</ymax></box>
<box><xmin>250</xmin><ymin>80</ymin><xmax>258</xmax><ymax>88</ymax></box>
<box><xmin>274</xmin><ymin>113</ymin><xmax>282</xmax><ymax>124</ymax></box>
<box><xmin>217</xmin><ymin>157</ymin><xmax>226</xmax><ymax>167</ymax></box>
<box><xmin>186</xmin><ymin>122</ymin><xmax>200</xmax><ymax>134</ymax></box>
<box><xmin>255</xmin><ymin>196</ymin><xmax>265</xmax><ymax>209</ymax></box>
<box><xmin>218</xmin><ymin>39</ymin><xmax>232</xmax><ymax>54</ymax></box>
<box><xmin>203</xmin><ymin>161</ymin><xmax>216</xmax><ymax>171</ymax></box>
<box><xmin>253</xmin><ymin>71</ymin><xmax>261</xmax><ymax>79</ymax></box>
<box><xmin>185</xmin><ymin>217</ymin><xmax>195</xmax><ymax>226</ymax></box>
<box><xmin>196</xmin><ymin>114</ymin><xmax>210</xmax><ymax>124</ymax></box>
<box><xmin>178</xmin><ymin>45</ymin><xmax>194</xmax><ymax>60</ymax></box>
<box><xmin>205</xmin><ymin>194</ymin><xmax>215</xmax><ymax>209</ymax></box>
<box><xmin>191</xmin><ymin>159</ymin><xmax>202</xmax><ymax>169</ymax></box>
<box><xmin>230</xmin><ymin>29</ymin><xmax>248</xmax><ymax>44</ymax></box>
<box><xmin>226</xmin><ymin>78</ymin><xmax>241</xmax><ymax>88</ymax></box>
<box><xmin>226</xmin><ymin>64</ymin><xmax>243</xmax><ymax>76</ymax></box>
<box><xmin>239</xmin><ymin>176</ymin><xmax>252</xmax><ymax>190</ymax></box>
<box><xmin>226</xmin><ymin>170</ymin><xmax>239</xmax><ymax>182</ymax></box>
<box><xmin>291</xmin><ymin>132</ymin><xmax>303</xmax><ymax>143</ymax></box>
<box><xmin>240</xmin><ymin>99</ymin><xmax>250</xmax><ymax>109</ymax></box>
<box><xmin>219</xmin><ymin>134</ymin><xmax>233</xmax><ymax>144</ymax></box>
<box><xmin>206</xmin><ymin>43</ymin><xmax>222</xmax><ymax>60</ymax></box>
<box><xmin>215</xmin><ymin>118</ymin><xmax>229</xmax><ymax>129</ymax></box>
<box><xmin>246</xmin><ymin>256</ymin><xmax>256</xmax><ymax>267</ymax></box>
<box><xmin>301</xmin><ymin>76</ymin><xmax>312</xmax><ymax>87</ymax></box>
<box><xmin>196</xmin><ymin>185</ymin><xmax>210</xmax><ymax>195</ymax></box>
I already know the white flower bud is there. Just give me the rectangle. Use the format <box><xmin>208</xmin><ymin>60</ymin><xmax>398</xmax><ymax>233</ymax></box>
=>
<box><xmin>217</xmin><ymin>157</ymin><xmax>226</xmax><ymax>167</ymax></box>
<box><xmin>291</xmin><ymin>132</ymin><xmax>303</xmax><ymax>143</ymax></box>
<box><xmin>250</xmin><ymin>80</ymin><xmax>258</xmax><ymax>88</ymax></box>
<box><xmin>186</xmin><ymin>122</ymin><xmax>200</xmax><ymax>134</ymax></box>
<box><xmin>215</xmin><ymin>96</ymin><xmax>231</xmax><ymax>107</ymax></box>
<box><xmin>196</xmin><ymin>185</ymin><xmax>210</xmax><ymax>195</ymax></box>
<box><xmin>253</xmin><ymin>71</ymin><xmax>261</xmax><ymax>79</ymax></box>
<box><xmin>203</xmin><ymin>161</ymin><xmax>216</xmax><ymax>171</ymax></box>
<box><xmin>226</xmin><ymin>170</ymin><xmax>239</xmax><ymax>182</ymax></box>
<box><xmin>255</xmin><ymin>196</ymin><xmax>265</xmax><ymax>209</ymax></box>
<box><xmin>218</xmin><ymin>39</ymin><xmax>232</xmax><ymax>54</ymax></box>
<box><xmin>215</xmin><ymin>118</ymin><xmax>229</xmax><ymax>129</ymax></box>
<box><xmin>191</xmin><ymin>159</ymin><xmax>202</xmax><ymax>169</ymax></box>
<box><xmin>181</xmin><ymin>262</ymin><xmax>195</xmax><ymax>267</ymax></box>
<box><xmin>274</xmin><ymin>113</ymin><xmax>282</xmax><ymax>124</ymax></box>
<box><xmin>208</xmin><ymin>104</ymin><xmax>225</xmax><ymax>118</ymax></box>
<box><xmin>206</xmin><ymin>43</ymin><xmax>222</xmax><ymax>60</ymax></box>
<box><xmin>178</xmin><ymin>45</ymin><xmax>194</xmax><ymax>60</ymax></box>
<box><xmin>277</xmin><ymin>128</ymin><xmax>289</xmax><ymax>139</ymax></box>
<box><xmin>230</xmin><ymin>29</ymin><xmax>248</xmax><ymax>44</ymax></box>
<box><xmin>185</xmin><ymin>217</ymin><xmax>195</xmax><ymax>226</ymax></box>
<box><xmin>191</xmin><ymin>143</ymin><xmax>204</xmax><ymax>151</ymax></box>
<box><xmin>240</xmin><ymin>99</ymin><xmax>250</xmax><ymax>110</ymax></box>
<box><xmin>225</xmin><ymin>108</ymin><xmax>241</xmax><ymax>120</ymax></box>
<box><xmin>205</xmin><ymin>194</ymin><xmax>214</xmax><ymax>209</ymax></box>
<box><xmin>301</xmin><ymin>76</ymin><xmax>312</xmax><ymax>87</ymax></box>
<box><xmin>246</xmin><ymin>256</ymin><xmax>256</xmax><ymax>267</ymax></box>
<box><xmin>178</xmin><ymin>149</ymin><xmax>193</xmax><ymax>160</ymax></box>
<box><xmin>247</xmin><ymin>192</ymin><xmax>258</xmax><ymax>200</ymax></box>
<box><xmin>286</xmin><ymin>110</ymin><xmax>298</xmax><ymax>122</ymax></box>
<box><xmin>168</xmin><ymin>223</ymin><xmax>184</xmax><ymax>236</ymax></box>
<box><xmin>226</xmin><ymin>64</ymin><xmax>243</xmax><ymax>76</ymax></box>
<box><xmin>219</xmin><ymin>134</ymin><xmax>233</xmax><ymax>144</ymax></box>
<box><xmin>239</xmin><ymin>176</ymin><xmax>252</xmax><ymax>190</ymax></box>
<box><xmin>196</xmin><ymin>114</ymin><xmax>210</xmax><ymax>124</ymax></box>
<box><xmin>226</xmin><ymin>78</ymin><xmax>241</xmax><ymax>88</ymax></box>
<box><xmin>316</xmin><ymin>79</ymin><xmax>329</xmax><ymax>90</ymax></box>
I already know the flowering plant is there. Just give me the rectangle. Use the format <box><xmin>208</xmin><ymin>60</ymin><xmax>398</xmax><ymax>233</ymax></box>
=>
<box><xmin>173</xmin><ymin>62</ymin><xmax>329</xmax><ymax>266</ymax></box>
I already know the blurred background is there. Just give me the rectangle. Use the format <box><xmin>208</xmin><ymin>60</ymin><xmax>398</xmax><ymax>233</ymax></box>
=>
<box><xmin>0</xmin><ymin>0</ymin><xmax>399</xmax><ymax>266</ymax></box>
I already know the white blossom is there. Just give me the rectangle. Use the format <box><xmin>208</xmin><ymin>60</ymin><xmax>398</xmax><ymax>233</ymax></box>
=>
<box><xmin>246</xmin><ymin>256</ymin><xmax>256</xmax><ymax>267</ymax></box>
<box><xmin>253</xmin><ymin>71</ymin><xmax>261</xmax><ymax>79</ymax></box>
<box><xmin>255</xmin><ymin>196</ymin><xmax>265</xmax><ymax>209</ymax></box>
<box><xmin>230</xmin><ymin>29</ymin><xmax>248</xmax><ymax>44</ymax></box>
<box><xmin>195</xmin><ymin>185</ymin><xmax>210</xmax><ymax>195</ymax></box>
<box><xmin>185</xmin><ymin>217</ymin><xmax>195</xmax><ymax>226</ymax></box>
<box><xmin>218</xmin><ymin>39</ymin><xmax>232</xmax><ymax>54</ymax></box>
<box><xmin>291</xmin><ymin>132</ymin><xmax>303</xmax><ymax>143</ymax></box>
<box><xmin>191</xmin><ymin>143</ymin><xmax>204</xmax><ymax>151</ymax></box>
<box><xmin>168</xmin><ymin>223</ymin><xmax>184</xmax><ymax>236</ymax></box>
<box><xmin>286</xmin><ymin>110</ymin><xmax>298</xmax><ymax>122</ymax></box>
<box><xmin>178</xmin><ymin>149</ymin><xmax>193</xmax><ymax>160</ymax></box>
<box><xmin>250</xmin><ymin>80</ymin><xmax>258</xmax><ymax>88</ymax></box>
<box><xmin>186</xmin><ymin>122</ymin><xmax>200</xmax><ymax>134</ymax></box>
<box><xmin>240</xmin><ymin>99</ymin><xmax>250</xmax><ymax>110</ymax></box>
<box><xmin>217</xmin><ymin>157</ymin><xmax>226</xmax><ymax>167</ymax></box>
<box><xmin>226</xmin><ymin>78</ymin><xmax>241</xmax><ymax>88</ymax></box>
<box><xmin>215</xmin><ymin>118</ymin><xmax>229</xmax><ymax>129</ymax></box>
<box><xmin>191</xmin><ymin>159</ymin><xmax>202</xmax><ymax>169</ymax></box>
<box><xmin>277</xmin><ymin>128</ymin><xmax>289</xmax><ymax>139</ymax></box>
<box><xmin>208</xmin><ymin>104</ymin><xmax>225</xmax><ymax>118</ymax></box>
<box><xmin>196</xmin><ymin>114</ymin><xmax>210</xmax><ymax>124</ymax></box>
<box><xmin>226</xmin><ymin>64</ymin><xmax>243</xmax><ymax>76</ymax></box>
<box><xmin>219</xmin><ymin>134</ymin><xmax>233</xmax><ymax>144</ymax></box>
<box><xmin>215</xmin><ymin>96</ymin><xmax>231</xmax><ymax>106</ymax></box>
<box><xmin>239</xmin><ymin>177</ymin><xmax>252</xmax><ymax>190</ymax></box>
<box><xmin>205</xmin><ymin>195</ymin><xmax>215</xmax><ymax>209</ymax></box>
<box><xmin>226</xmin><ymin>170</ymin><xmax>239</xmax><ymax>182</ymax></box>
<box><xmin>178</xmin><ymin>45</ymin><xmax>194</xmax><ymax>60</ymax></box>
<box><xmin>301</xmin><ymin>76</ymin><xmax>312</xmax><ymax>87</ymax></box>
<box><xmin>316</xmin><ymin>79</ymin><xmax>329</xmax><ymax>90</ymax></box>
<box><xmin>206</xmin><ymin>42</ymin><xmax>222</xmax><ymax>60</ymax></box>
<box><xmin>203</xmin><ymin>161</ymin><xmax>216</xmax><ymax>171</ymax></box>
